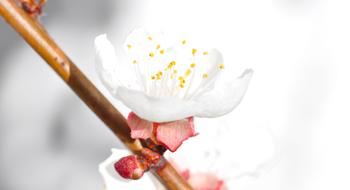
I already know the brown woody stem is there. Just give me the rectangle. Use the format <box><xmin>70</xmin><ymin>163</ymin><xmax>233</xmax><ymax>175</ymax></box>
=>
<box><xmin>0</xmin><ymin>0</ymin><xmax>193</xmax><ymax>189</ymax></box>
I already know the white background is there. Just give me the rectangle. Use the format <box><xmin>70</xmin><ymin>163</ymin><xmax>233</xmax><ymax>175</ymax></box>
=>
<box><xmin>1</xmin><ymin>0</ymin><xmax>350</xmax><ymax>189</ymax></box>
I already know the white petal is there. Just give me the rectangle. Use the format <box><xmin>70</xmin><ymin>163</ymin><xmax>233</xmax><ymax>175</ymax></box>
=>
<box><xmin>95</xmin><ymin>34</ymin><xmax>121</xmax><ymax>92</ymax></box>
<box><xmin>195</xmin><ymin>69</ymin><xmax>253</xmax><ymax>118</ymax></box>
<box><xmin>99</xmin><ymin>149</ymin><xmax>154</xmax><ymax>190</ymax></box>
<box><xmin>185</xmin><ymin>49</ymin><xmax>224</xmax><ymax>98</ymax></box>
<box><xmin>115</xmin><ymin>87</ymin><xmax>198</xmax><ymax>122</ymax></box>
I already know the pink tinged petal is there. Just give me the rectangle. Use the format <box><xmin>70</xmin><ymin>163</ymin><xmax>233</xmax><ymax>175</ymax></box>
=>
<box><xmin>127</xmin><ymin>112</ymin><xmax>153</xmax><ymax>139</ymax></box>
<box><xmin>188</xmin><ymin>173</ymin><xmax>228</xmax><ymax>190</ymax></box>
<box><xmin>155</xmin><ymin>117</ymin><xmax>196</xmax><ymax>152</ymax></box>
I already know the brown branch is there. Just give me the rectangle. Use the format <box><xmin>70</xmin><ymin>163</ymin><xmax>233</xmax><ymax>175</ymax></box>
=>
<box><xmin>0</xmin><ymin>0</ymin><xmax>193</xmax><ymax>189</ymax></box>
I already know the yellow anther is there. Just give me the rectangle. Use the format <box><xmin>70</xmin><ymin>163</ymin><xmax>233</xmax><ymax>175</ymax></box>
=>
<box><xmin>148</xmin><ymin>35</ymin><xmax>153</xmax><ymax>41</ymax></box>
<box><xmin>132</xmin><ymin>60</ymin><xmax>138</xmax><ymax>64</ymax></box>
<box><xmin>127</xmin><ymin>44</ymin><xmax>132</xmax><ymax>49</ymax></box>
<box><xmin>203</xmin><ymin>73</ymin><xmax>209</xmax><ymax>78</ymax></box>
<box><xmin>203</xmin><ymin>51</ymin><xmax>209</xmax><ymax>55</ymax></box>
<box><xmin>219</xmin><ymin>63</ymin><xmax>225</xmax><ymax>70</ymax></box>
<box><xmin>156</xmin><ymin>44</ymin><xmax>161</xmax><ymax>49</ymax></box>
<box><xmin>182</xmin><ymin>40</ymin><xmax>187</xmax><ymax>45</ymax></box>
<box><xmin>185</xmin><ymin>69</ymin><xmax>192</xmax><ymax>77</ymax></box>
<box><xmin>167</xmin><ymin>61</ymin><xmax>176</xmax><ymax>69</ymax></box>
<box><xmin>192</xmin><ymin>48</ymin><xmax>197</xmax><ymax>56</ymax></box>
<box><xmin>179</xmin><ymin>84</ymin><xmax>185</xmax><ymax>88</ymax></box>
<box><xmin>154</xmin><ymin>71</ymin><xmax>163</xmax><ymax>80</ymax></box>
<box><xmin>149</xmin><ymin>52</ymin><xmax>155</xmax><ymax>57</ymax></box>
<box><xmin>151</xmin><ymin>76</ymin><xmax>156</xmax><ymax>80</ymax></box>
<box><xmin>173</xmin><ymin>70</ymin><xmax>178</xmax><ymax>74</ymax></box>
<box><xmin>178</xmin><ymin>76</ymin><xmax>184</xmax><ymax>81</ymax></box>
<box><xmin>160</xmin><ymin>49</ymin><xmax>165</xmax><ymax>54</ymax></box>
<box><xmin>190</xmin><ymin>63</ymin><xmax>196</xmax><ymax>68</ymax></box>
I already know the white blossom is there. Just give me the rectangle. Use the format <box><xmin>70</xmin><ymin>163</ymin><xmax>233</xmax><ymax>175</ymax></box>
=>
<box><xmin>95</xmin><ymin>28</ymin><xmax>253</xmax><ymax>123</ymax></box>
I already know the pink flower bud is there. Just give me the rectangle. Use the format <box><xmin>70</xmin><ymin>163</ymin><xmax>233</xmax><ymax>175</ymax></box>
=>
<box><xmin>114</xmin><ymin>155</ymin><xmax>147</xmax><ymax>180</ymax></box>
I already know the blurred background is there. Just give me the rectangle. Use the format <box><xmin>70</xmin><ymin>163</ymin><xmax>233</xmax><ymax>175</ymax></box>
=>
<box><xmin>1</xmin><ymin>0</ymin><xmax>350</xmax><ymax>189</ymax></box>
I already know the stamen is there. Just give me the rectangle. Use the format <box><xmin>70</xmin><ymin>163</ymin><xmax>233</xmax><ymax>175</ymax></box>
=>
<box><xmin>149</xmin><ymin>52</ymin><xmax>155</xmax><ymax>57</ymax></box>
<box><xmin>148</xmin><ymin>35</ymin><xmax>153</xmax><ymax>41</ymax></box>
<box><xmin>192</xmin><ymin>48</ymin><xmax>197</xmax><ymax>56</ymax></box>
<box><xmin>127</xmin><ymin>44</ymin><xmax>132</xmax><ymax>49</ymax></box>
<box><xmin>160</xmin><ymin>49</ymin><xmax>165</xmax><ymax>55</ymax></box>
<box><xmin>151</xmin><ymin>76</ymin><xmax>156</xmax><ymax>80</ymax></box>
<box><xmin>203</xmin><ymin>51</ymin><xmax>208</xmax><ymax>55</ymax></box>
<box><xmin>183</xmin><ymin>66</ymin><xmax>196</xmax><ymax>99</ymax></box>
<box><xmin>178</xmin><ymin>76</ymin><xmax>186</xmax><ymax>88</ymax></box>
<box><xmin>156</xmin><ymin>44</ymin><xmax>161</xmax><ymax>49</ymax></box>
<box><xmin>132</xmin><ymin>60</ymin><xmax>147</xmax><ymax>92</ymax></box>
<box><xmin>167</xmin><ymin>61</ymin><xmax>176</xmax><ymax>69</ymax></box>
<box><xmin>203</xmin><ymin>73</ymin><xmax>209</xmax><ymax>78</ymax></box>
<box><xmin>182</xmin><ymin>40</ymin><xmax>187</xmax><ymax>45</ymax></box>
<box><xmin>185</xmin><ymin>69</ymin><xmax>191</xmax><ymax>77</ymax></box>
<box><xmin>156</xmin><ymin>71</ymin><xmax>163</xmax><ymax>80</ymax></box>
<box><xmin>219</xmin><ymin>63</ymin><xmax>225</xmax><ymax>70</ymax></box>
<box><xmin>178</xmin><ymin>76</ymin><xmax>184</xmax><ymax>82</ymax></box>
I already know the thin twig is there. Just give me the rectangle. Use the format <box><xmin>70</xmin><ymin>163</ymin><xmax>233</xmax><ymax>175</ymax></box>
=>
<box><xmin>0</xmin><ymin>0</ymin><xmax>193</xmax><ymax>189</ymax></box>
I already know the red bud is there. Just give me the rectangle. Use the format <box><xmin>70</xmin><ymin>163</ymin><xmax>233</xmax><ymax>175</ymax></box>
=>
<box><xmin>114</xmin><ymin>155</ymin><xmax>147</xmax><ymax>180</ymax></box>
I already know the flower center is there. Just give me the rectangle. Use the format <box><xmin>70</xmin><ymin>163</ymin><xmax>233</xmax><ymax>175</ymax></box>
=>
<box><xmin>126</xmin><ymin>34</ymin><xmax>225</xmax><ymax>100</ymax></box>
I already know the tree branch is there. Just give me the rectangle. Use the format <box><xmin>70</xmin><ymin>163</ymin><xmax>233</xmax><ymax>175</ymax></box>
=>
<box><xmin>0</xmin><ymin>0</ymin><xmax>193</xmax><ymax>189</ymax></box>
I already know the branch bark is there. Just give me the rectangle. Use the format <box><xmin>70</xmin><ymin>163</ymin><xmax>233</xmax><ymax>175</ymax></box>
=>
<box><xmin>0</xmin><ymin>0</ymin><xmax>193</xmax><ymax>189</ymax></box>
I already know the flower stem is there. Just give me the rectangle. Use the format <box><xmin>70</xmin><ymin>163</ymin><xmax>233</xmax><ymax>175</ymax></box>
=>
<box><xmin>0</xmin><ymin>0</ymin><xmax>193</xmax><ymax>189</ymax></box>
